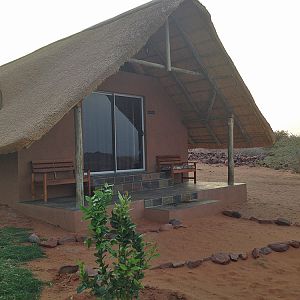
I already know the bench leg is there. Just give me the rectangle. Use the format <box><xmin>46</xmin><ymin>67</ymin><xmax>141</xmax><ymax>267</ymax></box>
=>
<box><xmin>31</xmin><ymin>173</ymin><xmax>35</xmax><ymax>200</ymax></box>
<box><xmin>194</xmin><ymin>171</ymin><xmax>196</xmax><ymax>184</ymax></box>
<box><xmin>43</xmin><ymin>173</ymin><xmax>48</xmax><ymax>202</ymax></box>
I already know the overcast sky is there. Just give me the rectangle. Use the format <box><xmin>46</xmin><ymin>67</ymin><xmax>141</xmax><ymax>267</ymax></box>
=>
<box><xmin>1</xmin><ymin>0</ymin><xmax>299</xmax><ymax>134</ymax></box>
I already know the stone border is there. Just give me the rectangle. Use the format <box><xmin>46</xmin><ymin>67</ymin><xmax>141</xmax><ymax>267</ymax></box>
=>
<box><xmin>28</xmin><ymin>233</ymin><xmax>87</xmax><ymax>248</ymax></box>
<box><xmin>150</xmin><ymin>240</ymin><xmax>300</xmax><ymax>270</ymax></box>
<box><xmin>222</xmin><ymin>210</ymin><xmax>300</xmax><ymax>227</ymax></box>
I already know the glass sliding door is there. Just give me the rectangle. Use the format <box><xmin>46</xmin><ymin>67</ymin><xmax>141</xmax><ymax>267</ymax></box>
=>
<box><xmin>82</xmin><ymin>92</ymin><xmax>145</xmax><ymax>173</ymax></box>
<box><xmin>82</xmin><ymin>93</ymin><xmax>114</xmax><ymax>172</ymax></box>
<box><xmin>115</xmin><ymin>95</ymin><xmax>144</xmax><ymax>171</ymax></box>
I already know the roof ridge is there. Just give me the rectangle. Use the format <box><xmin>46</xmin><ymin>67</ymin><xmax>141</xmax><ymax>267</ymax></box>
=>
<box><xmin>84</xmin><ymin>0</ymin><xmax>167</xmax><ymax>32</ymax></box>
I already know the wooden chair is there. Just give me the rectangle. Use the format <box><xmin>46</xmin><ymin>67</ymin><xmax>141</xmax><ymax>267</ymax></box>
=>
<box><xmin>156</xmin><ymin>155</ymin><xmax>197</xmax><ymax>183</ymax></box>
<box><xmin>31</xmin><ymin>159</ymin><xmax>91</xmax><ymax>202</ymax></box>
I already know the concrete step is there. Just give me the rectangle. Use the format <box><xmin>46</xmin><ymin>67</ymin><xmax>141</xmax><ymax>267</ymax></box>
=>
<box><xmin>144</xmin><ymin>199</ymin><xmax>219</xmax><ymax>223</ymax></box>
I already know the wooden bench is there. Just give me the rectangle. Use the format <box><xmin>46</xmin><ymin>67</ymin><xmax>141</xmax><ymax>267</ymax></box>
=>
<box><xmin>156</xmin><ymin>155</ymin><xmax>197</xmax><ymax>184</ymax></box>
<box><xmin>31</xmin><ymin>159</ymin><xmax>91</xmax><ymax>202</ymax></box>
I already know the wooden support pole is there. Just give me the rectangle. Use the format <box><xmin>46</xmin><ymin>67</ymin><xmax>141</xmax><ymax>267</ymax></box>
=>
<box><xmin>74</xmin><ymin>103</ymin><xmax>84</xmax><ymax>208</ymax></box>
<box><xmin>165</xmin><ymin>18</ymin><xmax>171</xmax><ymax>72</ymax></box>
<box><xmin>228</xmin><ymin>115</ymin><xmax>234</xmax><ymax>186</ymax></box>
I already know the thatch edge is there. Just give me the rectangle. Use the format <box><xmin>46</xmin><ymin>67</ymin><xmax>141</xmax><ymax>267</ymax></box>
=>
<box><xmin>192</xmin><ymin>0</ymin><xmax>275</xmax><ymax>147</ymax></box>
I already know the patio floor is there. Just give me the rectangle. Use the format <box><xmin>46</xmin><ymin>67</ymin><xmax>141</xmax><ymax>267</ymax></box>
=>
<box><xmin>22</xmin><ymin>181</ymin><xmax>242</xmax><ymax>210</ymax></box>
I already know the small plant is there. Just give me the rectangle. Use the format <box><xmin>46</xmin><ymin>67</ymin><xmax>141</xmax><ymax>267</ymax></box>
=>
<box><xmin>78</xmin><ymin>184</ymin><xmax>157</xmax><ymax>300</ymax></box>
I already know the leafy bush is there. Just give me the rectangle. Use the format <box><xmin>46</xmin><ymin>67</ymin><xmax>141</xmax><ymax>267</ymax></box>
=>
<box><xmin>78</xmin><ymin>184</ymin><xmax>157</xmax><ymax>300</ymax></box>
<box><xmin>262</xmin><ymin>131</ymin><xmax>300</xmax><ymax>172</ymax></box>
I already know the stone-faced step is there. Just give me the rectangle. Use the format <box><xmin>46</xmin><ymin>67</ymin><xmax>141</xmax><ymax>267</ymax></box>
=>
<box><xmin>144</xmin><ymin>191</ymin><xmax>198</xmax><ymax>208</ymax></box>
<box><xmin>92</xmin><ymin>172</ymin><xmax>168</xmax><ymax>188</ymax></box>
<box><xmin>104</xmin><ymin>178</ymin><xmax>174</xmax><ymax>195</ymax></box>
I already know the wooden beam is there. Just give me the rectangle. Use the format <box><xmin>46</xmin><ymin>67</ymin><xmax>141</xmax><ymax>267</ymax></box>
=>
<box><xmin>206</xmin><ymin>90</ymin><xmax>217</xmax><ymax>121</ymax></box>
<box><xmin>74</xmin><ymin>103</ymin><xmax>84</xmax><ymax>208</ymax></box>
<box><xmin>128</xmin><ymin>58</ymin><xmax>204</xmax><ymax>77</ymax></box>
<box><xmin>228</xmin><ymin>115</ymin><xmax>234</xmax><ymax>185</ymax></box>
<box><xmin>147</xmin><ymin>43</ymin><xmax>222</xmax><ymax>146</ymax></box>
<box><xmin>171</xmin><ymin>17</ymin><xmax>252</xmax><ymax>146</ymax></box>
<box><xmin>165</xmin><ymin>19</ymin><xmax>172</xmax><ymax>72</ymax></box>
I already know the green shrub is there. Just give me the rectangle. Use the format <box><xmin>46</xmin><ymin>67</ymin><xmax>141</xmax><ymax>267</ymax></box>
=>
<box><xmin>78</xmin><ymin>184</ymin><xmax>157</xmax><ymax>300</ymax></box>
<box><xmin>262</xmin><ymin>131</ymin><xmax>300</xmax><ymax>172</ymax></box>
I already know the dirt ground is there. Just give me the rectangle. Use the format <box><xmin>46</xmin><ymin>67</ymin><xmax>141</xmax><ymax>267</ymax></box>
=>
<box><xmin>0</xmin><ymin>164</ymin><xmax>299</xmax><ymax>300</ymax></box>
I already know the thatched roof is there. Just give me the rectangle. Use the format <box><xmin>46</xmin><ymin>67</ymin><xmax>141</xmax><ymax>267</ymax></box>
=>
<box><xmin>0</xmin><ymin>0</ymin><xmax>274</xmax><ymax>154</ymax></box>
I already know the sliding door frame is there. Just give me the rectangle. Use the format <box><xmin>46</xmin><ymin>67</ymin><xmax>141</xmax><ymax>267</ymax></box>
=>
<box><xmin>85</xmin><ymin>91</ymin><xmax>145</xmax><ymax>175</ymax></box>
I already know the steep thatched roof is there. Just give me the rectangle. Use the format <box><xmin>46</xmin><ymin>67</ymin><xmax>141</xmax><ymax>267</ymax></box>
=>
<box><xmin>0</xmin><ymin>0</ymin><xmax>274</xmax><ymax>154</ymax></box>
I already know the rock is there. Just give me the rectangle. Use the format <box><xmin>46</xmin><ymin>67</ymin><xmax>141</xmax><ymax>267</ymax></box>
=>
<box><xmin>203</xmin><ymin>256</ymin><xmax>212</xmax><ymax>262</ymax></box>
<box><xmin>249</xmin><ymin>216</ymin><xmax>259</xmax><ymax>222</ymax></box>
<box><xmin>288</xmin><ymin>240</ymin><xmax>300</xmax><ymax>248</ymax></box>
<box><xmin>186</xmin><ymin>260</ymin><xmax>202</xmax><ymax>269</ymax></box>
<box><xmin>259</xmin><ymin>247</ymin><xmax>272</xmax><ymax>255</ymax></box>
<box><xmin>294</xmin><ymin>222</ymin><xmax>300</xmax><ymax>227</ymax></box>
<box><xmin>58</xmin><ymin>265</ymin><xmax>79</xmax><ymax>274</ymax></box>
<box><xmin>169</xmin><ymin>219</ymin><xmax>182</xmax><ymax>227</ymax></box>
<box><xmin>159</xmin><ymin>224</ymin><xmax>173</xmax><ymax>232</ymax></box>
<box><xmin>40</xmin><ymin>238</ymin><xmax>58</xmax><ymax>248</ymax></box>
<box><xmin>211</xmin><ymin>253</ymin><xmax>230</xmax><ymax>265</ymax></box>
<box><xmin>239</xmin><ymin>253</ymin><xmax>248</xmax><ymax>260</ymax></box>
<box><xmin>28</xmin><ymin>233</ymin><xmax>40</xmax><ymax>244</ymax></box>
<box><xmin>274</xmin><ymin>218</ymin><xmax>291</xmax><ymax>226</ymax></box>
<box><xmin>85</xmin><ymin>267</ymin><xmax>98</xmax><ymax>277</ymax></box>
<box><xmin>158</xmin><ymin>262</ymin><xmax>173</xmax><ymax>269</ymax></box>
<box><xmin>229</xmin><ymin>253</ymin><xmax>239</xmax><ymax>262</ymax></box>
<box><xmin>258</xmin><ymin>219</ymin><xmax>274</xmax><ymax>224</ymax></box>
<box><xmin>268</xmin><ymin>243</ymin><xmax>289</xmax><ymax>252</ymax></box>
<box><xmin>222</xmin><ymin>210</ymin><xmax>241</xmax><ymax>219</ymax></box>
<box><xmin>173</xmin><ymin>224</ymin><xmax>187</xmax><ymax>230</ymax></box>
<box><xmin>58</xmin><ymin>235</ymin><xmax>76</xmax><ymax>245</ymax></box>
<box><xmin>172</xmin><ymin>261</ymin><xmax>186</xmax><ymax>268</ymax></box>
<box><xmin>75</xmin><ymin>234</ymin><xmax>87</xmax><ymax>243</ymax></box>
<box><xmin>252</xmin><ymin>248</ymin><xmax>260</xmax><ymax>259</ymax></box>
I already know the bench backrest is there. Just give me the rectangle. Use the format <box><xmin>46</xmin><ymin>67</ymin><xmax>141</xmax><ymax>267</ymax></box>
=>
<box><xmin>156</xmin><ymin>155</ymin><xmax>182</xmax><ymax>164</ymax></box>
<box><xmin>32</xmin><ymin>160</ymin><xmax>74</xmax><ymax>174</ymax></box>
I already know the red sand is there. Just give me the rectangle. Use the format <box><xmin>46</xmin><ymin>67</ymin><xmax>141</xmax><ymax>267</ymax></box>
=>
<box><xmin>0</xmin><ymin>164</ymin><xmax>299</xmax><ymax>299</ymax></box>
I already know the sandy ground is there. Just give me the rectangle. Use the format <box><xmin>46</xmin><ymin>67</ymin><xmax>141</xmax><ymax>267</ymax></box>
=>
<box><xmin>0</xmin><ymin>164</ymin><xmax>299</xmax><ymax>299</ymax></box>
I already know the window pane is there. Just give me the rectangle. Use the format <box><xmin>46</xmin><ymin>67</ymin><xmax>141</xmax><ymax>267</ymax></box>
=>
<box><xmin>115</xmin><ymin>95</ymin><xmax>144</xmax><ymax>170</ymax></box>
<box><xmin>82</xmin><ymin>93</ymin><xmax>114</xmax><ymax>172</ymax></box>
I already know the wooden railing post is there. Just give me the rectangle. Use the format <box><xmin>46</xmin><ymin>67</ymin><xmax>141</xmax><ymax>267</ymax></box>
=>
<box><xmin>228</xmin><ymin>115</ymin><xmax>234</xmax><ymax>185</ymax></box>
<box><xmin>74</xmin><ymin>103</ymin><xmax>84</xmax><ymax>208</ymax></box>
